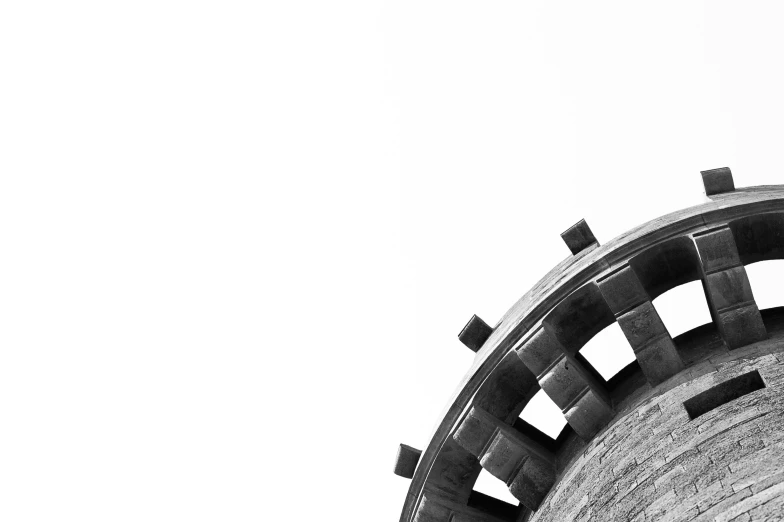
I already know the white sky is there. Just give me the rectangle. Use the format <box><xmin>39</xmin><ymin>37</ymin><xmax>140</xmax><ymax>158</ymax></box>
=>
<box><xmin>2</xmin><ymin>1</ymin><xmax>784</xmax><ymax>520</ymax></box>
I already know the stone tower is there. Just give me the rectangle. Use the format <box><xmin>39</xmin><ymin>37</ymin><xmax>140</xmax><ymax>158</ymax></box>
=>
<box><xmin>394</xmin><ymin>169</ymin><xmax>784</xmax><ymax>521</ymax></box>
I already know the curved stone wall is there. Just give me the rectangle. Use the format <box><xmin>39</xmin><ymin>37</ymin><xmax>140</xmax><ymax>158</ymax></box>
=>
<box><xmin>395</xmin><ymin>172</ymin><xmax>784</xmax><ymax>522</ymax></box>
<box><xmin>527</xmin><ymin>329</ymin><xmax>784</xmax><ymax>522</ymax></box>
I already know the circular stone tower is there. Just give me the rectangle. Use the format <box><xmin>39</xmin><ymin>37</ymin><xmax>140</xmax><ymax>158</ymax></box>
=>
<box><xmin>394</xmin><ymin>169</ymin><xmax>784</xmax><ymax>522</ymax></box>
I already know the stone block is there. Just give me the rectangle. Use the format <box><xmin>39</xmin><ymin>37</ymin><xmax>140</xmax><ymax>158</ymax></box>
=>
<box><xmin>701</xmin><ymin>167</ymin><xmax>735</xmax><ymax>196</ymax></box>
<box><xmin>596</xmin><ymin>265</ymin><xmax>648</xmax><ymax>315</ymax></box>
<box><xmin>413</xmin><ymin>491</ymin><xmax>452</xmax><ymax>522</ymax></box>
<box><xmin>427</xmin><ymin>438</ymin><xmax>483</xmax><ymax>499</ymax></box>
<box><xmin>717</xmin><ymin>304</ymin><xmax>767</xmax><ymax>350</ymax></box>
<box><xmin>415</xmin><ymin>491</ymin><xmax>513</xmax><ymax>522</ymax></box>
<box><xmin>515</xmin><ymin>325</ymin><xmax>563</xmax><ymax>377</ymax></box>
<box><xmin>617</xmin><ymin>301</ymin><xmax>668</xmax><ymax>349</ymax></box>
<box><xmin>561</xmin><ymin>219</ymin><xmax>598</xmax><ymax>255</ymax></box>
<box><xmin>458</xmin><ymin>314</ymin><xmax>493</xmax><ymax>352</ymax></box>
<box><xmin>473</xmin><ymin>351</ymin><xmax>537</xmax><ymax>423</ymax></box>
<box><xmin>508</xmin><ymin>456</ymin><xmax>556</xmax><ymax>511</ymax></box>
<box><xmin>480</xmin><ymin>430</ymin><xmax>529</xmax><ymax>483</ymax></box>
<box><xmin>563</xmin><ymin>390</ymin><xmax>614</xmax><ymax>440</ymax></box>
<box><xmin>693</xmin><ymin>226</ymin><xmax>741</xmax><ymax>274</ymax></box>
<box><xmin>705</xmin><ymin>266</ymin><xmax>755</xmax><ymax>311</ymax></box>
<box><xmin>394</xmin><ymin>444</ymin><xmax>422</xmax><ymax>478</ymax></box>
<box><xmin>453</xmin><ymin>407</ymin><xmax>497</xmax><ymax>457</ymax></box>
<box><xmin>539</xmin><ymin>357</ymin><xmax>589</xmax><ymax>411</ymax></box>
<box><xmin>635</xmin><ymin>336</ymin><xmax>685</xmax><ymax>386</ymax></box>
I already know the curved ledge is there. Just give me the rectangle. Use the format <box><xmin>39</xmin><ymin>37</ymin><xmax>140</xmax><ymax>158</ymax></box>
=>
<box><xmin>400</xmin><ymin>184</ymin><xmax>784</xmax><ymax>522</ymax></box>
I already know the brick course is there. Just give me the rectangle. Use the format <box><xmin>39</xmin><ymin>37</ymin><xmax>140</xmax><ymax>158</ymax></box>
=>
<box><xmin>525</xmin><ymin>338</ymin><xmax>784</xmax><ymax>522</ymax></box>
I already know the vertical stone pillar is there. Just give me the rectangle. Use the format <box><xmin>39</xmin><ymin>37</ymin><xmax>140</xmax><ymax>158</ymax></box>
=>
<box><xmin>514</xmin><ymin>325</ymin><xmax>613</xmax><ymax>440</ymax></box>
<box><xmin>691</xmin><ymin>225</ymin><xmax>767</xmax><ymax>349</ymax></box>
<box><xmin>596</xmin><ymin>265</ymin><xmax>684</xmax><ymax>385</ymax></box>
<box><xmin>453</xmin><ymin>406</ymin><xmax>555</xmax><ymax>511</ymax></box>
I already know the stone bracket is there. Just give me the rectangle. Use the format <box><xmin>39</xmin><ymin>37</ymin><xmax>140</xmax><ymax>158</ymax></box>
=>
<box><xmin>691</xmin><ymin>225</ymin><xmax>767</xmax><ymax>349</ymax></box>
<box><xmin>452</xmin><ymin>406</ymin><xmax>555</xmax><ymax>511</ymax></box>
<box><xmin>394</xmin><ymin>444</ymin><xmax>422</xmax><ymax>479</ymax></box>
<box><xmin>701</xmin><ymin>167</ymin><xmax>735</xmax><ymax>197</ymax></box>
<box><xmin>514</xmin><ymin>324</ymin><xmax>613</xmax><ymax>440</ymax></box>
<box><xmin>596</xmin><ymin>265</ymin><xmax>684</xmax><ymax>385</ymax></box>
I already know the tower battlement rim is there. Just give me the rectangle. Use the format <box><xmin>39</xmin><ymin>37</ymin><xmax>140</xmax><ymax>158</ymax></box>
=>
<box><xmin>399</xmin><ymin>180</ymin><xmax>784</xmax><ymax>522</ymax></box>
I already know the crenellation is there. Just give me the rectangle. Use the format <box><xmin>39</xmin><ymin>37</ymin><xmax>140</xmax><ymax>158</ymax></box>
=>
<box><xmin>398</xmin><ymin>179</ymin><xmax>784</xmax><ymax>522</ymax></box>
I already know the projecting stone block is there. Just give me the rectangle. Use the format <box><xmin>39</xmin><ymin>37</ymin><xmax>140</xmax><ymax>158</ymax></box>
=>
<box><xmin>453</xmin><ymin>407</ymin><xmax>497</xmax><ymax>457</ymax></box>
<box><xmin>693</xmin><ymin>227</ymin><xmax>741</xmax><ymax>274</ymax></box>
<box><xmin>635</xmin><ymin>337</ymin><xmax>685</xmax><ymax>386</ymax></box>
<box><xmin>561</xmin><ymin>219</ymin><xmax>598</xmax><ymax>255</ymax></box>
<box><xmin>597</xmin><ymin>264</ymin><xmax>685</xmax><ymax>386</ymax></box>
<box><xmin>394</xmin><ymin>444</ymin><xmax>422</xmax><ymax>479</ymax></box>
<box><xmin>564</xmin><ymin>390</ymin><xmax>614</xmax><ymax>440</ymax></box>
<box><xmin>415</xmin><ymin>491</ymin><xmax>511</xmax><ymax>522</ymax></box>
<box><xmin>458</xmin><ymin>315</ymin><xmax>493</xmax><ymax>352</ymax></box>
<box><xmin>717</xmin><ymin>305</ymin><xmax>767</xmax><ymax>349</ymax></box>
<box><xmin>704</xmin><ymin>266</ymin><xmax>755</xmax><ymax>311</ymax></box>
<box><xmin>691</xmin><ymin>225</ymin><xmax>767</xmax><ymax>350</ymax></box>
<box><xmin>413</xmin><ymin>492</ymin><xmax>452</xmax><ymax>522</ymax></box>
<box><xmin>508</xmin><ymin>456</ymin><xmax>556</xmax><ymax>511</ymax></box>
<box><xmin>517</xmin><ymin>324</ymin><xmax>612</xmax><ymax>437</ymax></box>
<box><xmin>515</xmin><ymin>325</ymin><xmax>564</xmax><ymax>377</ymax></box>
<box><xmin>473</xmin><ymin>351</ymin><xmax>538</xmax><ymax>423</ymax></box>
<box><xmin>539</xmin><ymin>356</ymin><xmax>588</xmax><ymax>410</ymax></box>
<box><xmin>596</xmin><ymin>265</ymin><xmax>648</xmax><ymax>315</ymax></box>
<box><xmin>480</xmin><ymin>430</ymin><xmax>529</xmax><ymax>483</ymax></box>
<box><xmin>701</xmin><ymin>167</ymin><xmax>735</xmax><ymax>196</ymax></box>
<box><xmin>617</xmin><ymin>302</ymin><xmax>668</xmax><ymax>350</ymax></box>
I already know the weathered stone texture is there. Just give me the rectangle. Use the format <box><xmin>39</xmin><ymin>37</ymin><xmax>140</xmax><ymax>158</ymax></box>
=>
<box><xmin>459</xmin><ymin>315</ymin><xmax>494</xmax><ymax>353</ymax></box>
<box><xmin>701</xmin><ymin>167</ymin><xmax>736</xmax><ymax>197</ymax></box>
<box><xmin>597</xmin><ymin>264</ymin><xmax>685</xmax><ymax>386</ymax></box>
<box><xmin>561</xmin><ymin>219</ymin><xmax>599</xmax><ymax>255</ymax></box>
<box><xmin>397</xmin><ymin>183</ymin><xmax>784</xmax><ymax>522</ymax></box>
<box><xmin>395</xmin><ymin>444</ymin><xmax>423</xmax><ymax>479</ymax></box>
<box><xmin>691</xmin><ymin>226</ymin><xmax>767</xmax><ymax>349</ymax></box>
<box><xmin>525</xmin><ymin>337</ymin><xmax>784</xmax><ymax>522</ymax></box>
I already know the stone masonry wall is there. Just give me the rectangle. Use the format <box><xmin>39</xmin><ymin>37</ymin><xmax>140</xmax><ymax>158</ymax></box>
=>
<box><xmin>527</xmin><ymin>337</ymin><xmax>784</xmax><ymax>522</ymax></box>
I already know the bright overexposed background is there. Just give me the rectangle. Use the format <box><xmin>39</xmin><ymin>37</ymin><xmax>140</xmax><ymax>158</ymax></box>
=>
<box><xmin>2</xmin><ymin>1</ymin><xmax>784</xmax><ymax>520</ymax></box>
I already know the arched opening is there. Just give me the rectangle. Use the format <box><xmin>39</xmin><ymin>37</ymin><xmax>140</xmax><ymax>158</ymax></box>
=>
<box><xmin>730</xmin><ymin>211</ymin><xmax>784</xmax><ymax>265</ymax></box>
<box><xmin>629</xmin><ymin>236</ymin><xmax>700</xmax><ymax>301</ymax></box>
<box><xmin>745</xmin><ymin>260</ymin><xmax>784</xmax><ymax>311</ymax></box>
<box><xmin>578</xmin><ymin>322</ymin><xmax>636</xmax><ymax>381</ymax></box>
<box><xmin>652</xmin><ymin>280</ymin><xmax>713</xmax><ymax>338</ymax></box>
<box><xmin>471</xmin><ymin>469</ymin><xmax>520</xmax><ymax>506</ymax></box>
<box><xmin>517</xmin><ymin>388</ymin><xmax>567</xmax><ymax>440</ymax></box>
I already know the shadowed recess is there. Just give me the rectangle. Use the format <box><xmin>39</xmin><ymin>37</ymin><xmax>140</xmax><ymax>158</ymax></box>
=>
<box><xmin>730</xmin><ymin>212</ymin><xmax>784</xmax><ymax>265</ymax></box>
<box><xmin>683</xmin><ymin>370</ymin><xmax>766</xmax><ymax>420</ymax></box>
<box><xmin>629</xmin><ymin>235</ymin><xmax>700</xmax><ymax>300</ymax></box>
<box><xmin>652</xmin><ymin>280</ymin><xmax>712</xmax><ymax>339</ymax></box>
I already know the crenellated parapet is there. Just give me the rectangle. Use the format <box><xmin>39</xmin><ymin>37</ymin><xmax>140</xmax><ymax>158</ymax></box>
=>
<box><xmin>395</xmin><ymin>169</ymin><xmax>784</xmax><ymax>521</ymax></box>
